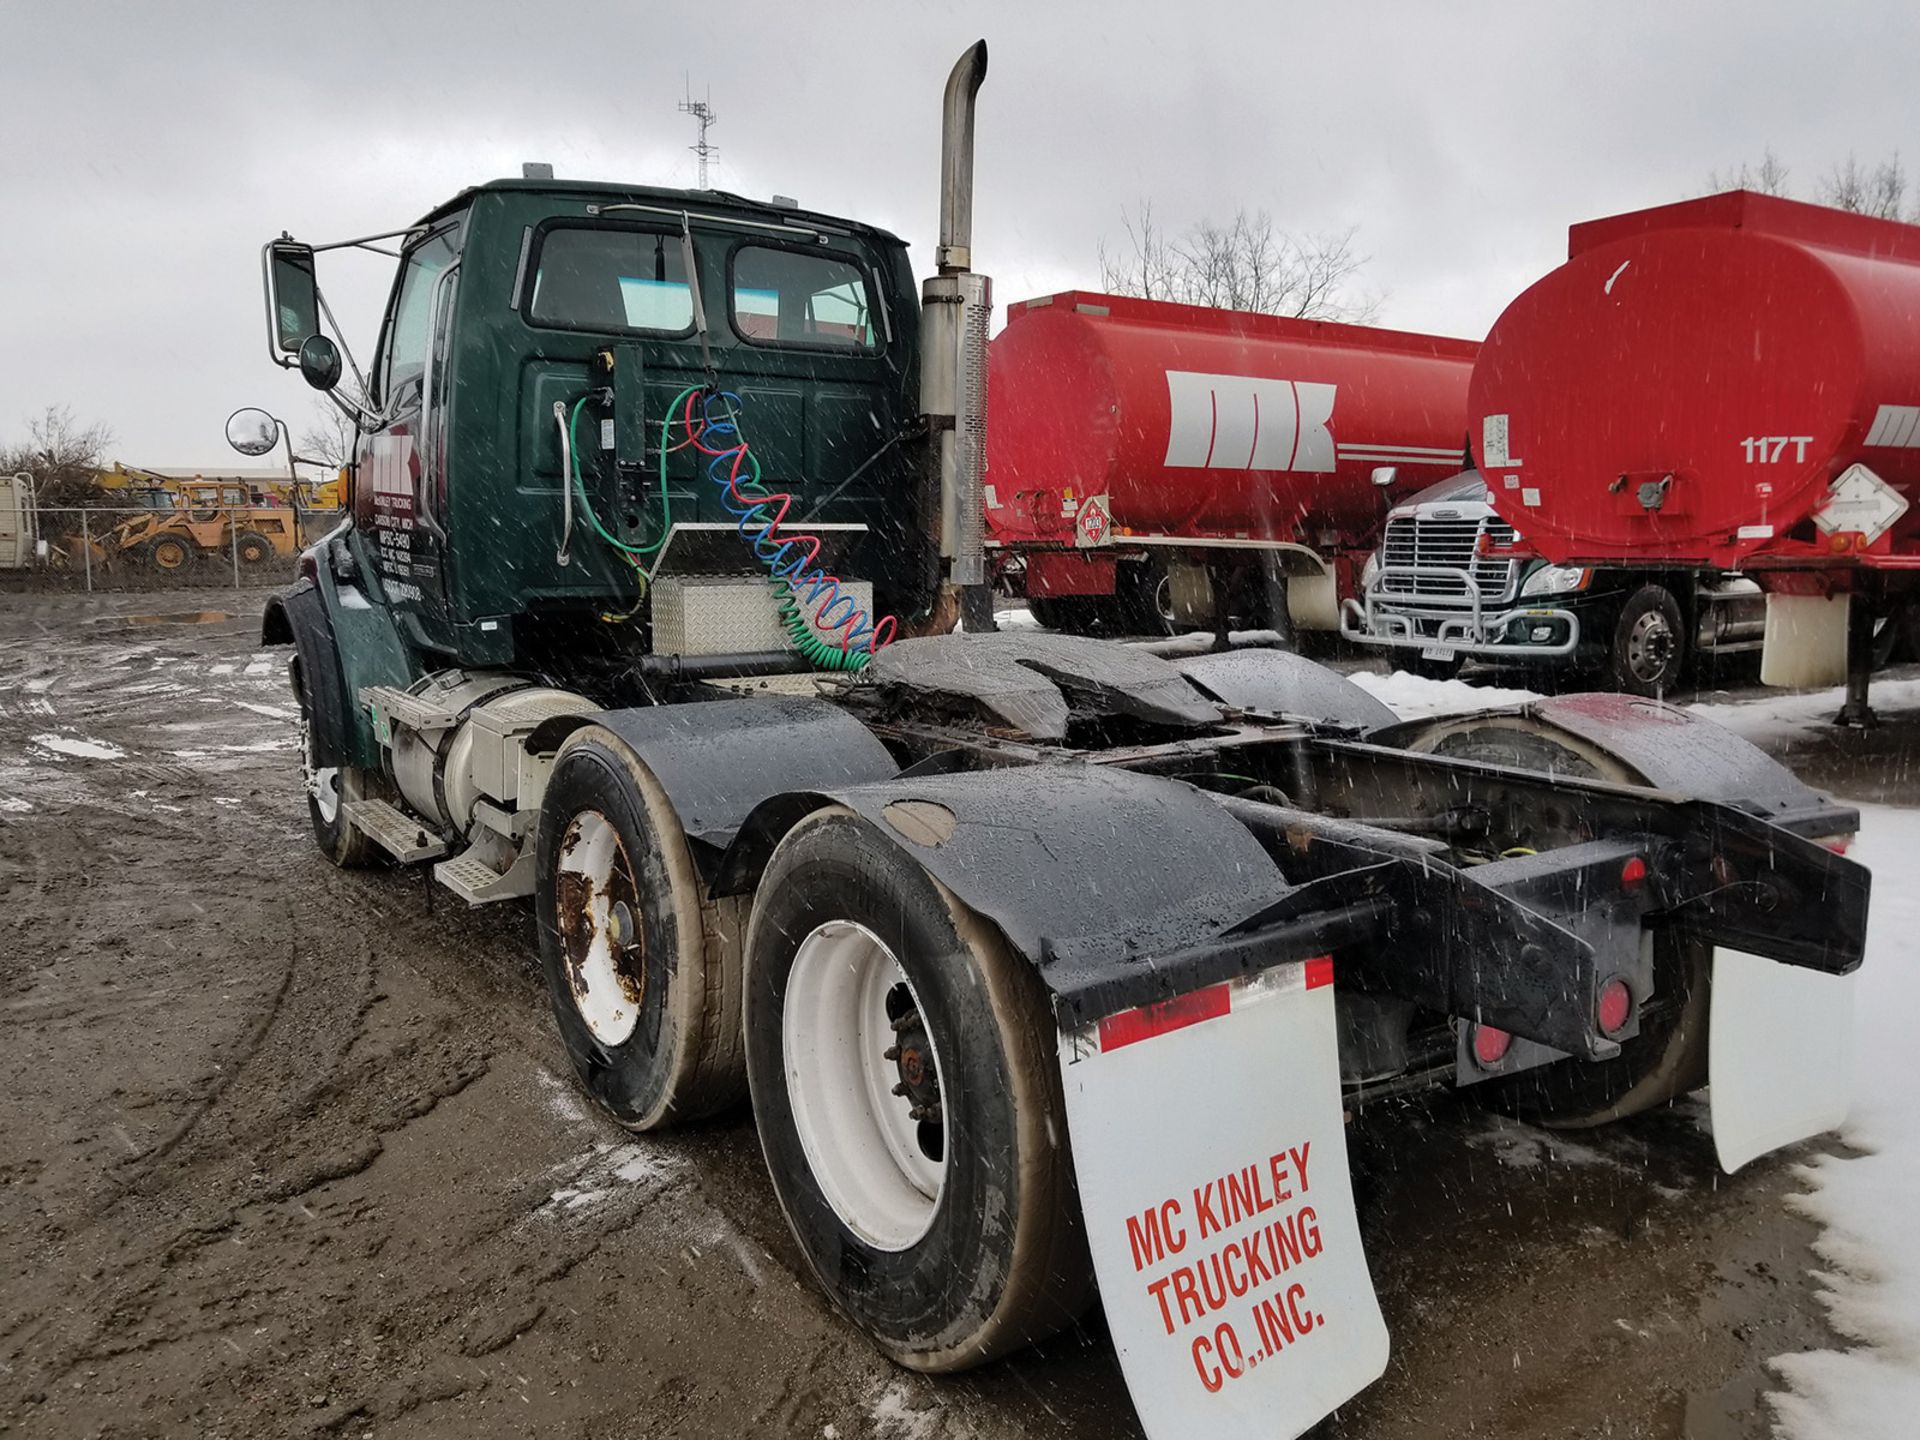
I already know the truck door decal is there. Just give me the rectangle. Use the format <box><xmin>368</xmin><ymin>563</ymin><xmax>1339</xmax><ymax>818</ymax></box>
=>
<box><xmin>1164</xmin><ymin>371</ymin><xmax>1337</xmax><ymax>473</ymax></box>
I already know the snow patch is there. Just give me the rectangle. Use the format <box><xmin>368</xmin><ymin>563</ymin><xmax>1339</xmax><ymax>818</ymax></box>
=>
<box><xmin>1691</xmin><ymin>676</ymin><xmax>1920</xmax><ymax>748</ymax></box>
<box><xmin>1348</xmin><ymin>669</ymin><xmax>1543</xmax><ymax>720</ymax></box>
<box><xmin>232</xmin><ymin>700</ymin><xmax>295</xmax><ymax>721</ymax></box>
<box><xmin>868</xmin><ymin>1379</ymin><xmax>960</xmax><ymax>1440</ymax></box>
<box><xmin>0</xmin><ymin>797</ymin><xmax>32</xmax><ymax>813</ymax></box>
<box><xmin>1768</xmin><ymin>803</ymin><xmax>1920</xmax><ymax>1439</ymax></box>
<box><xmin>29</xmin><ymin>733</ymin><xmax>125</xmax><ymax>761</ymax></box>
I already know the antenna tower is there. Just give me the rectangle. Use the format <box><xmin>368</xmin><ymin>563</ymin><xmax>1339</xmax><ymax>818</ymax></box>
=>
<box><xmin>679</xmin><ymin>83</ymin><xmax>718</xmax><ymax>189</ymax></box>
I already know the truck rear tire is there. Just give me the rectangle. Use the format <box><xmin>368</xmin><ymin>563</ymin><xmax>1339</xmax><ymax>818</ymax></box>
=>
<box><xmin>1608</xmin><ymin>584</ymin><xmax>1687</xmax><ymax>695</ymax></box>
<box><xmin>293</xmin><ymin>656</ymin><xmax>382</xmax><ymax>869</ymax></box>
<box><xmin>535</xmin><ymin>727</ymin><xmax>748</xmax><ymax>1130</ymax></box>
<box><xmin>744</xmin><ymin>806</ymin><xmax>1091</xmax><ymax>1372</ymax></box>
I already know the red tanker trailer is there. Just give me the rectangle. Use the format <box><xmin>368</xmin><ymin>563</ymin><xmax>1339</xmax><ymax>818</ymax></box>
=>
<box><xmin>985</xmin><ymin>291</ymin><xmax>1477</xmax><ymax>636</ymax></box>
<box><xmin>1470</xmin><ymin>190</ymin><xmax>1920</xmax><ymax>720</ymax></box>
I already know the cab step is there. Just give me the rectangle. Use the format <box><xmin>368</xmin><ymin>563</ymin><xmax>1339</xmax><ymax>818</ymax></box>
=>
<box><xmin>342</xmin><ymin>798</ymin><xmax>448</xmax><ymax>863</ymax></box>
<box><xmin>435</xmin><ymin>849</ymin><xmax>535</xmax><ymax>905</ymax></box>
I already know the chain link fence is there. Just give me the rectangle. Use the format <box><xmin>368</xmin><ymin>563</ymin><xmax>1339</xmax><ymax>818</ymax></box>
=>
<box><xmin>0</xmin><ymin>502</ymin><xmax>344</xmax><ymax>593</ymax></box>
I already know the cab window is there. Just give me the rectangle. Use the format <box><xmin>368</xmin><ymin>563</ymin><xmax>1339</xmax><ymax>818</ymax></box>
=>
<box><xmin>731</xmin><ymin>246</ymin><xmax>876</xmax><ymax>349</ymax></box>
<box><xmin>378</xmin><ymin>225</ymin><xmax>461</xmax><ymax>410</ymax></box>
<box><xmin>528</xmin><ymin>227</ymin><xmax>694</xmax><ymax>334</ymax></box>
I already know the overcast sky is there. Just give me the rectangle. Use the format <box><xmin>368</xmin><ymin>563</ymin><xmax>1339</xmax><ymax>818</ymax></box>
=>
<box><xmin>2</xmin><ymin>0</ymin><xmax>1915</xmax><ymax>464</ymax></box>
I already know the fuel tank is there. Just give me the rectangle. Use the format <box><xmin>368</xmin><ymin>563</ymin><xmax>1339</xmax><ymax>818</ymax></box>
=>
<box><xmin>985</xmin><ymin>292</ymin><xmax>1477</xmax><ymax>549</ymax></box>
<box><xmin>1470</xmin><ymin>190</ymin><xmax>1920</xmax><ymax>568</ymax></box>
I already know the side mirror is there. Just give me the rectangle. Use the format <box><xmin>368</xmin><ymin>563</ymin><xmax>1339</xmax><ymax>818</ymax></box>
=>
<box><xmin>298</xmin><ymin>335</ymin><xmax>343</xmax><ymax>392</ymax></box>
<box><xmin>1370</xmin><ymin>465</ymin><xmax>1399</xmax><ymax>489</ymax></box>
<box><xmin>264</xmin><ymin>240</ymin><xmax>320</xmax><ymax>357</ymax></box>
<box><xmin>225</xmin><ymin>407</ymin><xmax>280</xmax><ymax>457</ymax></box>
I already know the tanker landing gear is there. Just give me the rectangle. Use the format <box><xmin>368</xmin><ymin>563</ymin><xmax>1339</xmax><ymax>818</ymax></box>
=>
<box><xmin>1836</xmin><ymin>593</ymin><xmax>1879</xmax><ymax>728</ymax></box>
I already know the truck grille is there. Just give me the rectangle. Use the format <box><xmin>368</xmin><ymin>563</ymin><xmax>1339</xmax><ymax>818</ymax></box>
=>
<box><xmin>1378</xmin><ymin>515</ymin><xmax>1518</xmax><ymax>602</ymax></box>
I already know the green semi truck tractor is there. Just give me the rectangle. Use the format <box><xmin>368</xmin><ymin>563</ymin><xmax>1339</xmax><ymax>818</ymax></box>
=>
<box><xmin>231</xmin><ymin>44</ymin><xmax>1872</xmax><ymax>1439</ymax></box>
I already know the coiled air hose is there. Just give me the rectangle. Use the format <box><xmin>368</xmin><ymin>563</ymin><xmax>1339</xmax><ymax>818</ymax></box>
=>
<box><xmin>558</xmin><ymin>384</ymin><xmax>894</xmax><ymax>665</ymax></box>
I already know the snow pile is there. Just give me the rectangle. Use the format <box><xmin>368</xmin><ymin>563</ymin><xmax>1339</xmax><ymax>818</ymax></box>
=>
<box><xmin>1347</xmin><ymin>669</ymin><xmax>1541</xmax><ymax>720</ymax></box>
<box><xmin>1769</xmin><ymin>803</ymin><xmax>1920</xmax><ymax>1440</ymax></box>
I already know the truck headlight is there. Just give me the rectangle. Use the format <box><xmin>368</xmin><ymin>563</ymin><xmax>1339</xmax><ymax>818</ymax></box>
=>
<box><xmin>1520</xmin><ymin>564</ymin><xmax>1591</xmax><ymax>597</ymax></box>
<box><xmin>1360</xmin><ymin>552</ymin><xmax>1381</xmax><ymax>591</ymax></box>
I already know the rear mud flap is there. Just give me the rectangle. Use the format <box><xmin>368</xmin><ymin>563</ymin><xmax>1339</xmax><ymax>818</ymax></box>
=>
<box><xmin>1709</xmin><ymin>947</ymin><xmax>1856</xmax><ymax>1174</ymax></box>
<box><xmin>1058</xmin><ymin>962</ymin><xmax>1388</xmax><ymax>1439</ymax></box>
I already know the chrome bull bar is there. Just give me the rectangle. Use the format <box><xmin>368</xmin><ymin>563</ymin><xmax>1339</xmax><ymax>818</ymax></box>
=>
<box><xmin>1340</xmin><ymin>564</ymin><xmax>1581</xmax><ymax>658</ymax></box>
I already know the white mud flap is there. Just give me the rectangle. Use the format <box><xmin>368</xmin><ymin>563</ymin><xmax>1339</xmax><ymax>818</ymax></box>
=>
<box><xmin>1059</xmin><ymin>960</ymin><xmax>1388</xmax><ymax>1440</ymax></box>
<box><xmin>1709</xmin><ymin>947</ymin><xmax>1856</xmax><ymax>1174</ymax></box>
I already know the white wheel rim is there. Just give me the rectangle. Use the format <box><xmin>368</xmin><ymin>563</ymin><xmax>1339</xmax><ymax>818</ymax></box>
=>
<box><xmin>556</xmin><ymin>810</ymin><xmax>644</xmax><ymax>1046</ymax></box>
<box><xmin>783</xmin><ymin>920</ymin><xmax>947</xmax><ymax>1251</ymax></box>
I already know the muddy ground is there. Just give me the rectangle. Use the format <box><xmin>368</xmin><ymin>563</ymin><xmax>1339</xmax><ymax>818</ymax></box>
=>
<box><xmin>0</xmin><ymin>589</ymin><xmax>1903</xmax><ymax>1440</ymax></box>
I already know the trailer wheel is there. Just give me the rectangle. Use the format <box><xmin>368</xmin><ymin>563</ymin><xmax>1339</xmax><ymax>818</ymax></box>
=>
<box><xmin>1025</xmin><ymin>594</ymin><xmax>1105</xmax><ymax>636</ymax></box>
<box><xmin>1608</xmin><ymin>584</ymin><xmax>1687</xmax><ymax>695</ymax></box>
<box><xmin>292</xmin><ymin>656</ymin><xmax>381</xmax><ymax>868</ymax></box>
<box><xmin>1499</xmin><ymin>936</ymin><xmax>1712</xmax><ymax>1130</ymax></box>
<box><xmin>535</xmin><ymin>727</ymin><xmax>747</xmax><ymax>1131</ymax></box>
<box><xmin>1399</xmin><ymin>714</ymin><xmax>1712</xmax><ymax>1127</ymax></box>
<box><xmin>744</xmin><ymin>807</ymin><xmax>1090</xmax><ymax>1372</ymax></box>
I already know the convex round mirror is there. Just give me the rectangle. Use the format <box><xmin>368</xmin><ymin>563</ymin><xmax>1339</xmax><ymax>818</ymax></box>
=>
<box><xmin>298</xmin><ymin>334</ymin><xmax>343</xmax><ymax>393</ymax></box>
<box><xmin>225</xmin><ymin>407</ymin><xmax>279</xmax><ymax>457</ymax></box>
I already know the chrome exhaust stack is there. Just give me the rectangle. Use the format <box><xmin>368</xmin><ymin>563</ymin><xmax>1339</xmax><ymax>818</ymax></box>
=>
<box><xmin>921</xmin><ymin>40</ymin><xmax>992</xmax><ymax>606</ymax></box>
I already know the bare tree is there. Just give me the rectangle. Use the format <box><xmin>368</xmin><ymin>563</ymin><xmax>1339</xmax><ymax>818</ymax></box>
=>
<box><xmin>298</xmin><ymin>392</ymin><xmax>365</xmax><ymax>472</ymax></box>
<box><xmin>1099</xmin><ymin>203</ymin><xmax>1379</xmax><ymax>322</ymax></box>
<box><xmin>0</xmin><ymin>404</ymin><xmax>117</xmax><ymax>511</ymax></box>
<box><xmin>1709</xmin><ymin>147</ymin><xmax>1791</xmax><ymax>196</ymax></box>
<box><xmin>1707</xmin><ymin>148</ymin><xmax>1914</xmax><ymax>220</ymax></box>
<box><xmin>1819</xmin><ymin>152</ymin><xmax>1908</xmax><ymax>219</ymax></box>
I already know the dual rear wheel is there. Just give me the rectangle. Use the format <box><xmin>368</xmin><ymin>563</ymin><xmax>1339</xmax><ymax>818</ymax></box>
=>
<box><xmin>534</xmin><ymin>734</ymin><xmax>1088</xmax><ymax>1369</ymax></box>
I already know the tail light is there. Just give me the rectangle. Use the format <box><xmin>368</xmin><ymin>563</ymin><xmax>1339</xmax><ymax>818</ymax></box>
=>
<box><xmin>1471</xmin><ymin>1024</ymin><xmax>1513</xmax><ymax>1068</ymax></box>
<box><xmin>1597</xmin><ymin>977</ymin><xmax>1634</xmax><ymax>1037</ymax></box>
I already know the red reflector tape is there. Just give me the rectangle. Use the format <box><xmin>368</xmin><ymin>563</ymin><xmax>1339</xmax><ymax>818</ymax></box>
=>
<box><xmin>1305</xmin><ymin>955</ymin><xmax>1335</xmax><ymax>990</ymax></box>
<box><xmin>1097</xmin><ymin>983</ymin><xmax>1232</xmax><ymax>1052</ymax></box>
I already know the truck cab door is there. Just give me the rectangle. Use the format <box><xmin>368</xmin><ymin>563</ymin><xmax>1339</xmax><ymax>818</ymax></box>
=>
<box><xmin>357</xmin><ymin>220</ymin><xmax>462</xmax><ymax>644</ymax></box>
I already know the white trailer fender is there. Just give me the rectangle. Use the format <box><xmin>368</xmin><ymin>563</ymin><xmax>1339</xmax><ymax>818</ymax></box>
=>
<box><xmin>1710</xmin><ymin>947</ymin><xmax>1856</xmax><ymax>1174</ymax></box>
<box><xmin>1059</xmin><ymin>959</ymin><xmax>1388</xmax><ymax>1440</ymax></box>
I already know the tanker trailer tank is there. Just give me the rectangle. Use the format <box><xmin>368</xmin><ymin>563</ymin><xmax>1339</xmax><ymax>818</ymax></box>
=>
<box><xmin>1469</xmin><ymin>189</ymin><xmax>1920</xmax><ymax>723</ymax></box>
<box><xmin>985</xmin><ymin>291</ymin><xmax>1477</xmax><ymax>641</ymax></box>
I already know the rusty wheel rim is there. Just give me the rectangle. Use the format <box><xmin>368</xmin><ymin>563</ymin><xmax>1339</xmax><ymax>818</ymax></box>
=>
<box><xmin>153</xmin><ymin>540</ymin><xmax>189</xmax><ymax>570</ymax></box>
<box><xmin>555</xmin><ymin>810</ymin><xmax>646</xmax><ymax>1046</ymax></box>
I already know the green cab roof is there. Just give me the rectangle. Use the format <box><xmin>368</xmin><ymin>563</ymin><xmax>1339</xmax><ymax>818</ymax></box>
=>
<box><xmin>418</xmin><ymin>177</ymin><xmax>908</xmax><ymax>248</ymax></box>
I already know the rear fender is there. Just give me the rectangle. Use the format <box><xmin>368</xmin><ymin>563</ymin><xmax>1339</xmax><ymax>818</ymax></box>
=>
<box><xmin>720</xmin><ymin>764</ymin><xmax>1297</xmax><ymax>1027</ymax></box>
<box><xmin>577</xmin><ymin>698</ymin><xmax>899</xmax><ymax>881</ymax></box>
<box><xmin>1373</xmin><ymin>692</ymin><xmax>1846</xmax><ymax>832</ymax></box>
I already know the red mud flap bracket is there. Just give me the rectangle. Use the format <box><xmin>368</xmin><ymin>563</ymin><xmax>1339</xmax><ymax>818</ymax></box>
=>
<box><xmin>1059</xmin><ymin>959</ymin><xmax>1389</xmax><ymax>1439</ymax></box>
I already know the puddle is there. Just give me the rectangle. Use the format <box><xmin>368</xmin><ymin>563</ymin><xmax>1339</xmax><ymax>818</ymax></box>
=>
<box><xmin>97</xmin><ymin>610</ymin><xmax>240</xmax><ymax>628</ymax></box>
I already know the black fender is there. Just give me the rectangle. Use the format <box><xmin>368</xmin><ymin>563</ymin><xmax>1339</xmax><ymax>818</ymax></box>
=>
<box><xmin>718</xmin><ymin>763</ymin><xmax>1299</xmax><ymax>1027</ymax></box>
<box><xmin>1372</xmin><ymin>691</ymin><xmax>1841</xmax><ymax>829</ymax></box>
<box><xmin>557</xmin><ymin>697</ymin><xmax>899</xmax><ymax>878</ymax></box>
<box><xmin>1172</xmin><ymin>647</ymin><xmax>1396</xmax><ymax>730</ymax></box>
<box><xmin>264</xmin><ymin>578</ymin><xmax>349</xmax><ymax>770</ymax></box>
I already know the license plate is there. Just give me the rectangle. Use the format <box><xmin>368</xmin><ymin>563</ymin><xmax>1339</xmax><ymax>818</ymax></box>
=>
<box><xmin>1419</xmin><ymin>645</ymin><xmax>1456</xmax><ymax>662</ymax></box>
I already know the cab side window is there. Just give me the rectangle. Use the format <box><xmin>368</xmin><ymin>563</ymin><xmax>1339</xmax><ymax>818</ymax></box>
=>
<box><xmin>377</xmin><ymin>227</ymin><xmax>460</xmax><ymax>412</ymax></box>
